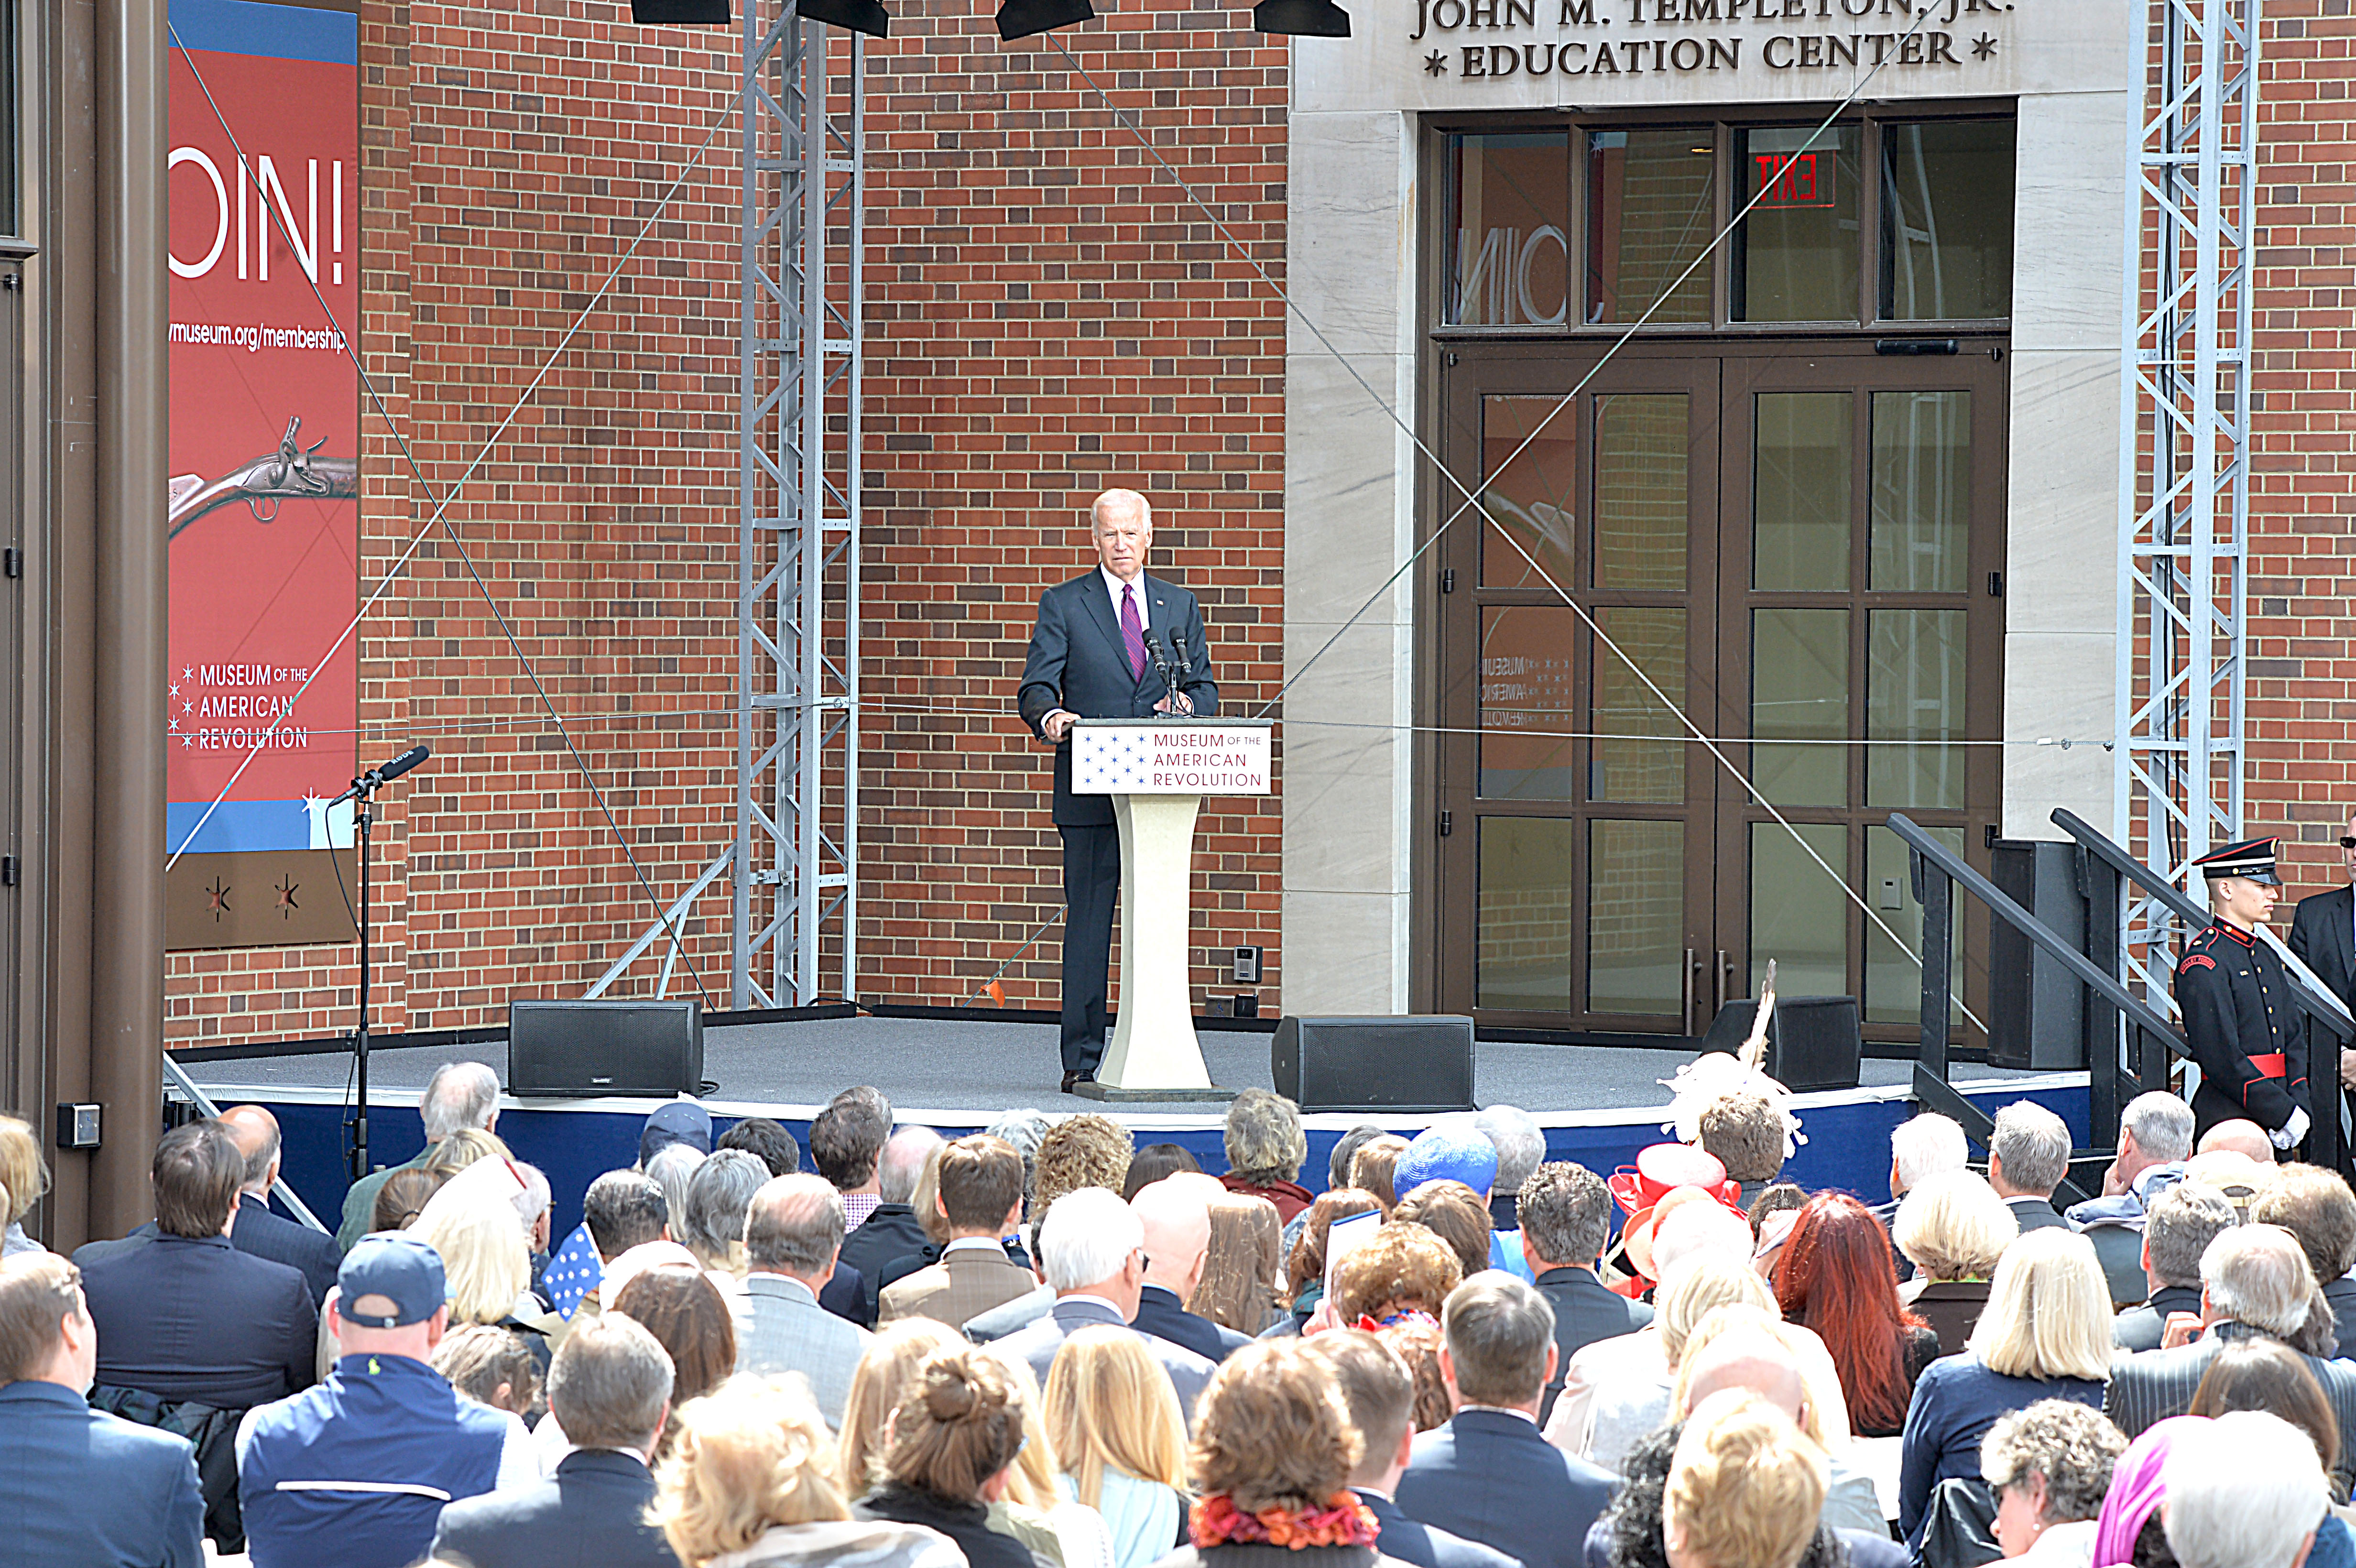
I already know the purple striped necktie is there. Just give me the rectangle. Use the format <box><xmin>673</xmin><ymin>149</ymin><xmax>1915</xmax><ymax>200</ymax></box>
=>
<box><xmin>1121</xmin><ymin>583</ymin><xmax>1147</xmax><ymax>681</ymax></box>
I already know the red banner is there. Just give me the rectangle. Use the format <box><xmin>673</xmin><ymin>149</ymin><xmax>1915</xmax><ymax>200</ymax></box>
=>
<box><xmin>166</xmin><ymin>0</ymin><xmax>360</xmax><ymax>857</ymax></box>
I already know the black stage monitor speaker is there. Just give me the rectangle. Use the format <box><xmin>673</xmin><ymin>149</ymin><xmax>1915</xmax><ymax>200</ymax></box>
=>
<box><xmin>1987</xmin><ymin>838</ymin><xmax>2093</xmax><ymax>1071</ymax></box>
<box><xmin>1271</xmin><ymin>1015</ymin><xmax>1476</xmax><ymax>1113</ymax></box>
<box><xmin>509</xmin><ymin>1000</ymin><xmax>704</xmax><ymax>1098</ymax></box>
<box><xmin>1697</xmin><ymin>996</ymin><xmax>1862</xmax><ymax>1093</ymax></box>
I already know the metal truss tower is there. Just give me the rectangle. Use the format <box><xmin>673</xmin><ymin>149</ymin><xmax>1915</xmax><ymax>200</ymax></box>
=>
<box><xmin>734</xmin><ymin>9</ymin><xmax>864</xmax><ymax>1010</ymax></box>
<box><xmin>2116</xmin><ymin>0</ymin><xmax>2256</xmax><ymax>1014</ymax></box>
<box><xmin>589</xmin><ymin>6</ymin><xmax>864</xmax><ymax>1009</ymax></box>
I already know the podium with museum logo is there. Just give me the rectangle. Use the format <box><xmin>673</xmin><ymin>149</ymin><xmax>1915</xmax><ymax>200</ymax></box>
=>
<box><xmin>1067</xmin><ymin>719</ymin><xmax>1275</xmax><ymax>1102</ymax></box>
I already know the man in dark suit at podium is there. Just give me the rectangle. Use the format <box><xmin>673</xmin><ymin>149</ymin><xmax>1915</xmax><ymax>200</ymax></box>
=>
<box><xmin>1017</xmin><ymin>489</ymin><xmax>1218</xmax><ymax>1093</ymax></box>
<box><xmin>2290</xmin><ymin>811</ymin><xmax>2356</xmax><ymax>1175</ymax></box>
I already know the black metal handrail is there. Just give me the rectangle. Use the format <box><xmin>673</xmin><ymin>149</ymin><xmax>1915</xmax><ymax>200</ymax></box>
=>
<box><xmin>2050</xmin><ymin>806</ymin><xmax>2348</xmax><ymax>1174</ymax></box>
<box><xmin>1888</xmin><ymin>813</ymin><xmax>2194</xmax><ymax>1207</ymax></box>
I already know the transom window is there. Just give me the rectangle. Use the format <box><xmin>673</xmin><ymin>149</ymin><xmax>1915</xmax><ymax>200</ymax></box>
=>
<box><xmin>1442</xmin><ymin>114</ymin><xmax>2015</xmax><ymax>332</ymax></box>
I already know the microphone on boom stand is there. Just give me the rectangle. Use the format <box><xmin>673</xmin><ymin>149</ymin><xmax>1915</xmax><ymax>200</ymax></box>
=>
<box><xmin>333</xmin><ymin>742</ymin><xmax>430</xmax><ymax>804</ymax></box>
<box><xmin>340</xmin><ymin>743</ymin><xmax>431</xmax><ymax>1183</ymax></box>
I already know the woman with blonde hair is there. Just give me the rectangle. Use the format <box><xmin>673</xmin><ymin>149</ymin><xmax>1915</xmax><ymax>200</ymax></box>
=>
<box><xmin>1576</xmin><ymin>1252</ymin><xmax>1778</xmax><ymax>1473</ymax></box>
<box><xmin>1663</xmin><ymin>1390</ymin><xmax>1830</xmax><ymax>1568</ymax></box>
<box><xmin>1669</xmin><ymin>1305</ymin><xmax>1877</xmax><ymax>1536</ymax></box>
<box><xmin>419</xmin><ymin>1125</ymin><xmax>511</xmax><ymax>1180</ymax></box>
<box><xmin>1894</xmin><ymin>1169</ymin><xmax>2021</xmax><ymax>1355</ymax></box>
<box><xmin>650</xmin><ymin>1375</ymin><xmax>964</xmax><ymax>1568</ymax></box>
<box><xmin>1045</xmin><ymin>1326</ymin><xmax>1189</xmax><ymax>1568</ymax></box>
<box><xmin>1897</xmin><ymin>1228</ymin><xmax>2111</xmax><ymax>1551</ymax></box>
<box><xmin>0</xmin><ymin>1114</ymin><xmax>49</xmax><ymax>1257</ymax></box>
<box><xmin>855</xmin><ymin>1345</ymin><xmax>1036</xmax><ymax>1568</ymax></box>
<box><xmin>414</xmin><ymin>1188</ymin><xmax>537</xmax><ymax>1328</ymax></box>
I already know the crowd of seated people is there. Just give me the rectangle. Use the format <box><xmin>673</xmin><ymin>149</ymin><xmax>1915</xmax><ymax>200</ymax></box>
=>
<box><xmin>16</xmin><ymin>1076</ymin><xmax>2356</xmax><ymax>1568</ymax></box>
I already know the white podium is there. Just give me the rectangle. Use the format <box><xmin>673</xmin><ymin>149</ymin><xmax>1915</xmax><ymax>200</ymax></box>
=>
<box><xmin>1069</xmin><ymin>718</ymin><xmax>1275</xmax><ymax>1101</ymax></box>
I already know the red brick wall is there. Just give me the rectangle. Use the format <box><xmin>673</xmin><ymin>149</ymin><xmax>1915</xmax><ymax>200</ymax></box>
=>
<box><xmin>856</xmin><ymin>4</ymin><xmax>1289</xmax><ymax>1014</ymax></box>
<box><xmin>164</xmin><ymin>0</ymin><xmax>1289</xmax><ymax>1045</ymax></box>
<box><xmin>2245</xmin><ymin>2</ymin><xmax>2356</xmax><ymax>910</ymax></box>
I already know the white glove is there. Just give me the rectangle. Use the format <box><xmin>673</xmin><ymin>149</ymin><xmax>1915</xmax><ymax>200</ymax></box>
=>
<box><xmin>2273</xmin><ymin>1106</ymin><xmax>2312</xmax><ymax>1150</ymax></box>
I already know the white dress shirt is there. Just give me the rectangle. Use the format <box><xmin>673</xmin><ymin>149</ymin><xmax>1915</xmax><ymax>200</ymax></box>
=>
<box><xmin>1101</xmin><ymin>565</ymin><xmax>1146</xmax><ymax>627</ymax></box>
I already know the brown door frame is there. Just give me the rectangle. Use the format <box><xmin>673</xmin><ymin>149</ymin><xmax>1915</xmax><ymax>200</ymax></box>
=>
<box><xmin>1429</xmin><ymin>335</ymin><xmax>2007</xmax><ymax>1041</ymax></box>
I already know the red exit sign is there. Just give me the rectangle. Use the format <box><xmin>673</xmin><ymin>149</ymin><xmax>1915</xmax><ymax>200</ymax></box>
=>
<box><xmin>1754</xmin><ymin>151</ymin><xmax>1835</xmax><ymax>210</ymax></box>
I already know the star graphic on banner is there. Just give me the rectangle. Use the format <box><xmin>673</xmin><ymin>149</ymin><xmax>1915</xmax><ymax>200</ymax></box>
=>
<box><xmin>206</xmin><ymin>877</ymin><xmax>231</xmax><ymax>919</ymax></box>
<box><xmin>1972</xmin><ymin>32</ymin><xmax>1996</xmax><ymax>58</ymax></box>
<box><xmin>275</xmin><ymin>879</ymin><xmax>300</xmax><ymax>916</ymax></box>
<box><xmin>168</xmin><ymin>682</ymin><xmax>179</xmax><ymax>699</ymax></box>
<box><xmin>1425</xmin><ymin>50</ymin><xmax>1447</xmax><ymax>75</ymax></box>
<box><xmin>168</xmin><ymin>717</ymin><xmax>180</xmax><ymax>734</ymax></box>
<box><xmin>181</xmin><ymin>666</ymin><xmax>193</xmax><ymax>681</ymax></box>
<box><xmin>182</xmin><ymin>700</ymin><xmax>193</xmax><ymax>716</ymax></box>
<box><xmin>180</xmin><ymin>734</ymin><xmax>195</xmax><ymax>749</ymax></box>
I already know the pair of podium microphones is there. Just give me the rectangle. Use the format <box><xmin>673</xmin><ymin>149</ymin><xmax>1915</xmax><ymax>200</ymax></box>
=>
<box><xmin>1145</xmin><ymin>632</ymin><xmax>1200</xmax><ymax>719</ymax></box>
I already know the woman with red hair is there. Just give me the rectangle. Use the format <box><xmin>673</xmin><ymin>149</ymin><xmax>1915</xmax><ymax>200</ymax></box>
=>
<box><xmin>1773</xmin><ymin>1192</ymin><xmax>1939</xmax><ymax>1437</ymax></box>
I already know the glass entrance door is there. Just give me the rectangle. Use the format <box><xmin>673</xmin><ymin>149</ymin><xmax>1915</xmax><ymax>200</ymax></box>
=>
<box><xmin>1434</xmin><ymin>354</ymin><xmax>1723</xmax><ymax>1035</ymax></box>
<box><xmin>1433</xmin><ymin>341</ymin><xmax>2006</xmax><ymax>1040</ymax></box>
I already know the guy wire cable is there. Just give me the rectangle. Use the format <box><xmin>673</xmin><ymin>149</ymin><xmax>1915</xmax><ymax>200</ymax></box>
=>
<box><xmin>166</xmin><ymin>27</ymin><xmax>759</xmax><ymax>1006</ymax></box>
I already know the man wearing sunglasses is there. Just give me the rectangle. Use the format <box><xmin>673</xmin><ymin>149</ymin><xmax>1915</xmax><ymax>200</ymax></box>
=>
<box><xmin>2289</xmin><ymin>817</ymin><xmax>2356</xmax><ymax>1175</ymax></box>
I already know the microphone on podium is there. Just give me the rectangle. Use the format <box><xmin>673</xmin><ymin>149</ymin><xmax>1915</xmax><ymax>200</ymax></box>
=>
<box><xmin>1158</xmin><ymin>632</ymin><xmax>1198</xmax><ymax>719</ymax></box>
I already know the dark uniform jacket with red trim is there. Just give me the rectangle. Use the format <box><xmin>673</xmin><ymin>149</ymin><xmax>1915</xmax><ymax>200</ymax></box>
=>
<box><xmin>2175</xmin><ymin>921</ymin><xmax>2309</xmax><ymax>1138</ymax></box>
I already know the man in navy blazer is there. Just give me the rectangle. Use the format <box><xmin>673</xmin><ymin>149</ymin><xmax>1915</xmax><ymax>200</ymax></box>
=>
<box><xmin>73</xmin><ymin>1121</ymin><xmax>316</xmax><ymax>1412</ymax></box>
<box><xmin>1016</xmin><ymin>489</ymin><xmax>1218</xmax><ymax>1091</ymax></box>
<box><xmin>1396</xmin><ymin>1274</ymin><xmax>1616</xmax><ymax>1568</ymax></box>
<box><xmin>429</xmin><ymin>1315</ymin><xmax>682</xmax><ymax>1568</ymax></box>
<box><xmin>1516</xmin><ymin>1163</ymin><xmax>1651</xmax><ymax>1425</ymax></box>
<box><xmin>0</xmin><ymin>1252</ymin><xmax>205</xmax><ymax>1568</ymax></box>
<box><xmin>221</xmin><ymin>1105</ymin><xmax>340</xmax><ymax>1308</ymax></box>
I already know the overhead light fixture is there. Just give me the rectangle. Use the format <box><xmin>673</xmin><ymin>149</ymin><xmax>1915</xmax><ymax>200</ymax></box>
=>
<box><xmin>995</xmin><ymin>0</ymin><xmax>1094</xmax><ymax>40</ymax></box>
<box><xmin>798</xmin><ymin>0</ymin><xmax>891</xmax><ymax>34</ymax></box>
<box><xmin>629</xmin><ymin>0</ymin><xmax>732</xmax><ymax>22</ymax></box>
<box><xmin>1253</xmin><ymin>0</ymin><xmax>1349</xmax><ymax>34</ymax></box>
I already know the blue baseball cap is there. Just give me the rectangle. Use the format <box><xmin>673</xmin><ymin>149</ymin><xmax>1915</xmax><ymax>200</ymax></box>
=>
<box><xmin>337</xmin><ymin>1233</ymin><xmax>447</xmax><ymax>1328</ymax></box>
<box><xmin>640</xmin><ymin>1100</ymin><xmax>713</xmax><ymax>1165</ymax></box>
<box><xmin>1395</xmin><ymin>1123</ymin><xmax>1499</xmax><ymax>1201</ymax></box>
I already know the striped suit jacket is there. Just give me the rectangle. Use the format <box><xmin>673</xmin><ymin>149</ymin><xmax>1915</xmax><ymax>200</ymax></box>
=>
<box><xmin>2105</xmin><ymin>1320</ymin><xmax>2356</xmax><ymax>1496</ymax></box>
<box><xmin>738</xmin><ymin>1274</ymin><xmax>873</xmax><ymax>1431</ymax></box>
<box><xmin>878</xmin><ymin>1246</ymin><xmax>1039</xmax><ymax>1330</ymax></box>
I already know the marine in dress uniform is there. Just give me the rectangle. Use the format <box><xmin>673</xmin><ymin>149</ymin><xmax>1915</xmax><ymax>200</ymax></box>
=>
<box><xmin>2175</xmin><ymin>836</ymin><xmax>2312</xmax><ymax>1153</ymax></box>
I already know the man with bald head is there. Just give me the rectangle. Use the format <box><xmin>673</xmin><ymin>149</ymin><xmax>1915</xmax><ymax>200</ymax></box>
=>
<box><xmin>737</xmin><ymin>1174</ymin><xmax>871</xmax><ymax>1429</ymax></box>
<box><xmin>1130</xmin><ymin>1177</ymin><xmax>1252</xmax><ymax>1363</ymax></box>
<box><xmin>2198</xmin><ymin>1119</ymin><xmax>2278</xmax><ymax>1165</ymax></box>
<box><xmin>1016</xmin><ymin>488</ymin><xmax>1220</xmax><ymax>1093</ymax></box>
<box><xmin>1673</xmin><ymin>1319</ymin><xmax>1897</xmax><ymax>1550</ymax></box>
<box><xmin>220</xmin><ymin>1104</ymin><xmax>341</xmax><ymax>1308</ymax></box>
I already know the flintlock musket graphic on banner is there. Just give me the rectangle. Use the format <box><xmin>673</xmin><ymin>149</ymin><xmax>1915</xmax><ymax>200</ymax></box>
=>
<box><xmin>166</xmin><ymin>415</ymin><xmax>358</xmax><ymax>541</ymax></box>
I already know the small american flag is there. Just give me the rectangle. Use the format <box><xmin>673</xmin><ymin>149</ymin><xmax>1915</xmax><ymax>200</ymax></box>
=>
<box><xmin>542</xmin><ymin>1221</ymin><xmax>603</xmax><ymax>1320</ymax></box>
